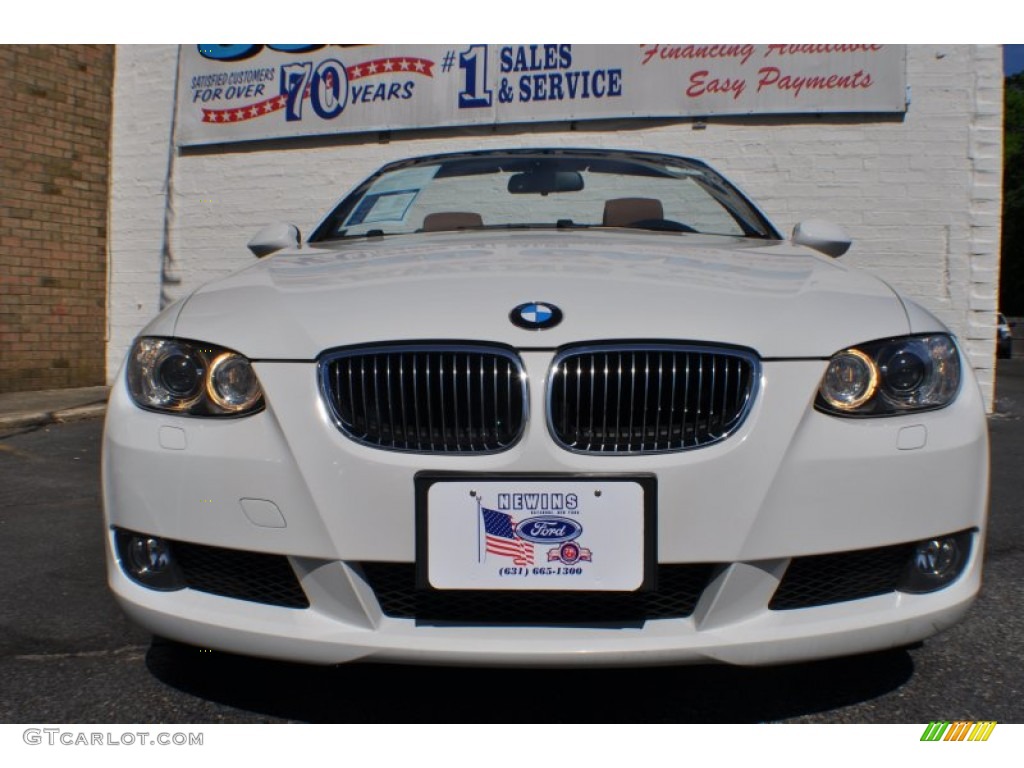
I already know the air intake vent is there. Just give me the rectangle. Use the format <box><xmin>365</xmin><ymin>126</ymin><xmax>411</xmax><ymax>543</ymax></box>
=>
<box><xmin>769</xmin><ymin>542</ymin><xmax>915</xmax><ymax>610</ymax></box>
<box><xmin>360</xmin><ymin>562</ymin><xmax>717</xmax><ymax>624</ymax></box>
<box><xmin>174</xmin><ymin>541</ymin><xmax>309</xmax><ymax>608</ymax></box>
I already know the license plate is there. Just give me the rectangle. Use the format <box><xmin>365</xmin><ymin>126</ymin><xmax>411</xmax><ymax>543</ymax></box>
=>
<box><xmin>416</xmin><ymin>476</ymin><xmax>654</xmax><ymax>592</ymax></box>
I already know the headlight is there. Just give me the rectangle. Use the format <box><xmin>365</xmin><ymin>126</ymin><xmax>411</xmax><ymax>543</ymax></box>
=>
<box><xmin>127</xmin><ymin>337</ymin><xmax>265</xmax><ymax>416</ymax></box>
<box><xmin>815</xmin><ymin>334</ymin><xmax>960</xmax><ymax>417</ymax></box>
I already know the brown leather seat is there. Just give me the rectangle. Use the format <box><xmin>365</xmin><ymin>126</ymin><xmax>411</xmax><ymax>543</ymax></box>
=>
<box><xmin>602</xmin><ymin>198</ymin><xmax>664</xmax><ymax>227</ymax></box>
<box><xmin>422</xmin><ymin>212</ymin><xmax>483</xmax><ymax>231</ymax></box>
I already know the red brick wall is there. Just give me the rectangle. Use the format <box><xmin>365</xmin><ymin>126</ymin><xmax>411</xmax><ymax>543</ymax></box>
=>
<box><xmin>0</xmin><ymin>45</ymin><xmax>112</xmax><ymax>392</ymax></box>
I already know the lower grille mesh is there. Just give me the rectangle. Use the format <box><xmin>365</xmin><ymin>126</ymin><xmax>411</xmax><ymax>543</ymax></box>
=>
<box><xmin>359</xmin><ymin>562</ymin><xmax>717</xmax><ymax>624</ymax></box>
<box><xmin>174</xmin><ymin>541</ymin><xmax>309</xmax><ymax>609</ymax></box>
<box><xmin>769</xmin><ymin>543</ymin><xmax>915</xmax><ymax>610</ymax></box>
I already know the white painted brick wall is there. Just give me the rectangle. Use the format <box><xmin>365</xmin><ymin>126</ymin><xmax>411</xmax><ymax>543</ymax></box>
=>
<box><xmin>109</xmin><ymin>44</ymin><xmax>1004</xmax><ymax>410</ymax></box>
<box><xmin>107</xmin><ymin>45</ymin><xmax>179</xmax><ymax>376</ymax></box>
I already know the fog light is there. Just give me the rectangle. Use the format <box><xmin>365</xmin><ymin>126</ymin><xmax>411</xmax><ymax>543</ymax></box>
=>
<box><xmin>898</xmin><ymin>531</ymin><xmax>972</xmax><ymax>593</ymax></box>
<box><xmin>114</xmin><ymin>529</ymin><xmax>185</xmax><ymax>591</ymax></box>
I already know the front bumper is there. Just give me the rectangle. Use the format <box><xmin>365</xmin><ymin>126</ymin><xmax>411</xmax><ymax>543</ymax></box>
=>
<box><xmin>102</xmin><ymin>353</ymin><xmax>989</xmax><ymax>666</ymax></box>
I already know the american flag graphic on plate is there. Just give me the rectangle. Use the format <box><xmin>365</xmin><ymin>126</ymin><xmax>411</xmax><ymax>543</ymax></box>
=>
<box><xmin>480</xmin><ymin>506</ymin><xmax>534</xmax><ymax>565</ymax></box>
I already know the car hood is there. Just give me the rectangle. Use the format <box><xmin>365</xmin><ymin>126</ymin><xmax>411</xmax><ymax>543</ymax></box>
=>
<box><xmin>168</xmin><ymin>230</ymin><xmax>911</xmax><ymax>359</ymax></box>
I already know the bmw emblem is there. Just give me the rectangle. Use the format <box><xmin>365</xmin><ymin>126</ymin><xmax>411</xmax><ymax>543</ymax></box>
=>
<box><xmin>510</xmin><ymin>302</ymin><xmax>563</xmax><ymax>331</ymax></box>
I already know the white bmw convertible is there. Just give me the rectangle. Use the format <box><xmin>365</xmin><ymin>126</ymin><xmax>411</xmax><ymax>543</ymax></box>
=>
<box><xmin>103</xmin><ymin>148</ymin><xmax>988</xmax><ymax>666</ymax></box>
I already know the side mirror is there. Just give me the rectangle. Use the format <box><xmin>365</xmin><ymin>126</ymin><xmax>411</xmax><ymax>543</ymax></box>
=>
<box><xmin>248</xmin><ymin>223</ymin><xmax>301</xmax><ymax>258</ymax></box>
<box><xmin>792</xmin><ymin>219</ymin><xmax>851</xmax><ymax>258</ymax></box>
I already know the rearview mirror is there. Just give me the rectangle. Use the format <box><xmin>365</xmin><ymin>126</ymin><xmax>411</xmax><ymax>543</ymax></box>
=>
<box><xmin>508</xmin><ymin>170</ymin><xmax>584</xmax><ymax>195</ymax></box>
<box><xmin>248</xmin><ymin>223</ymin><xmax>301</xmax><ymax>258</ymax></box>
<box><xmin>792</xmin><ymin>219</ymin><xmax>851</xmax><ymax>258</ymax></box>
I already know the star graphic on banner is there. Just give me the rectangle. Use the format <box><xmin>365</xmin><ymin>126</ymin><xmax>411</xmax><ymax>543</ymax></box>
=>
<box><xmin>351</xmin><ymin>65</ymin><xmax>362</xmax><ymax>78</ymax></box>
<box><xmin>234</xmin><ymin>110</ymin><xmax>245</xmax><ymax>120</ymax></box>
<box><xmin>399</xmin><ymin>59</ymin><xmax>410</xmax><ymax>71</ymax></box>
<box><xmin>383</xmin><ymin>59</ymin><xmax>394</xmax><ymax>71</ymax></box>
<box><xmin>413</xmin><ymin>60</ymin><xmax>425</xmax><ymax>72</ymax></box>
<box><xmin>367</xmin><ymin>61</ymin><xmax>379</xmax><ymax>74</ymax></box>
<box><xmin>262</xmin><ymin>101</ymin><xmax>275</xmax><ymax>113</ymax></box>
<box><xmin>249</xmin><ymin>106</ymin><xmax>260</xmax><ymax>117</ymax></box>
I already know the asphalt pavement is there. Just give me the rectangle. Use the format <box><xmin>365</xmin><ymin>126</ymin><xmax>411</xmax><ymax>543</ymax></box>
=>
<box><xmin>0</xmin><ymin>367</ymin><xmax>1021</xmax><ymax>723</ymax></box>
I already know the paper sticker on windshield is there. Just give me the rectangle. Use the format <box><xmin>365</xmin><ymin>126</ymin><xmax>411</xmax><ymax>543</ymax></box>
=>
<box><xmin>344</xmin><ymin>165</ymin><xmax>440</xmax><ymax>227</ymax></box>
<box><xmin>345</xmin><ymin>189</ymin><xmax>419</xmax><ymax>226</ymax></box>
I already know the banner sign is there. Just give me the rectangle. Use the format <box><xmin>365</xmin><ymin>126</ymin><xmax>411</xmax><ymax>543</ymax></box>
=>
<box><xmin>176</xmin><ymin>44</ymin><xmax>907</xmax><ymax>147</ymax></box>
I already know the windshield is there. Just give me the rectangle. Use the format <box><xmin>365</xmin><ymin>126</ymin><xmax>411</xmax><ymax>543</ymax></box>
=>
<box><xmin>309</xmin><ymin>150</ymin><xmax>780</xmax><ymax>242</ymax></box>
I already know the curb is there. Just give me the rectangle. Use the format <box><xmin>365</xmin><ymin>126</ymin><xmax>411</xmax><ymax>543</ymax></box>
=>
<box><xmin>0</xmin><ymin>403</ymin><xmax>107</xmax><ymax>431</ymax></box>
